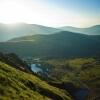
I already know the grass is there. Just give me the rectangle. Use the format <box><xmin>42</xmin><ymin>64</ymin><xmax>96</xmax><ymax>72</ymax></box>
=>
<box><xmin>0</xmin><ymin>61</ymin><xmax>72</xmax><ymax>100</ymax></box>
<box><xmin>43</xmin><ymin>57</ymin><xmax>100</xmax><ymax>99</ymax></box>
<box><xmin>44</xmin><ymin>57</ymin><xmax>100</xmax><ymax>86</ymax></box>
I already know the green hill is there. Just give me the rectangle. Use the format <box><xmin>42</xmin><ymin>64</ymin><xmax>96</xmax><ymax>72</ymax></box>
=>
<box><xmin>43</xmin><ymin>57</ymin><xmax>100</xmax><ymax>99</ymax></box>
<box><xmin>0</xmin><ymin>31</ymin><xmax>100</xmax><ymax>58</ymax></box>
<box><xmin>0</xmin><ymin>57</ymin><xmax>71</xmax><ymax>100</ymax></box>
<box><xmin>0</xmin><ymin>53</ymin><xmax>32</xmax><ymax>73</ymax></box>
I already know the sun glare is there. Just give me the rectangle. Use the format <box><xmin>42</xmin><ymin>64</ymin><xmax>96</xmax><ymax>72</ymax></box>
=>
<box><xmin>0</xmin><ymin>0</ymin><xmax>99</xmax><ymax>27</ymax></box>
<box><xmin>0</xmin><ymin>1</ymin><xmax>33</xmax><ymax>24</ymax></box>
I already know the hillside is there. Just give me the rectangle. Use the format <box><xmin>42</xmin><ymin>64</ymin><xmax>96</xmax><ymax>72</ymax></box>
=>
<box><xmin>0</xmin><ymin>55</ymin><xmax>72</xmax><ymax>100</ymax></box>
<box><xmin>42</xmin><ymin>57</ymin><xmax>100</xmax><ymax>99</ymax></box>
<box><xmin>0</xmin><ymin>53</ymin><xmax>100</xmax><ymax>100</ymax></box>
<box><xmin>0</xmin><ymin>31</ymin><xmax>100</xmax><ymax>58</ymax></box>
<box><xmin>60</xmin><ymin>25</ymin><xmax>100</xmax><ymax>35</ymax></box>
<box><xmin>0</xmin><ymin>53</ymin><xmax>32</xmax><ymax>73</ymax></box>
<box><xmin>0</xmin><ymin>23</ymin><xmax>61</xmax><ymax>42</ymax></box>
<box><xmin>0</xmin><ymin>23</ymin><xmax>100</xmax><ymax>42</ymax></box>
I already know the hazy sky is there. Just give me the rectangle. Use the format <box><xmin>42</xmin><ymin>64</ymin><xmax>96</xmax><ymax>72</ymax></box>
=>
<box><xmin>0</xmin><ymin>0</ymin><xmax>100</xmax><ymax>27</ymax></box>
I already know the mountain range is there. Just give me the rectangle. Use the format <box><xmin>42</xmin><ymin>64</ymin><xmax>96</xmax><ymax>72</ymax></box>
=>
<box><xmin>0</xmin><ymin>23</ymin><xmax>100</xmax><ymax>42</ymax></box>
<box><xmin>0</xmin><ymin>23</ymin><xmax>100</xmax><ymax>100</ymax></box>
<box><xmin>0</xmin><ymin>31</ymin><xmax>100</xmax><ymax>58</ymax></box>
<box><xmin>60</xmin><ymin>25</ymin><xmax>100</xmax><ymax>35</ymax></box>
<box><xmin>0</xmin><ymin>23</ymin><xmax>60</xmax><ymax>42</ymax></box>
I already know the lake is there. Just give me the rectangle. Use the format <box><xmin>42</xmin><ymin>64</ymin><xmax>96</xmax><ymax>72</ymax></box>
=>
<box><xmin>31</xmin><ymin>64</ymin><xmax>42</xmax><ymax>73</ymax></box>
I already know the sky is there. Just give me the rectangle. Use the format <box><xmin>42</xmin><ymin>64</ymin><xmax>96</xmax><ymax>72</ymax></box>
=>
<box><xmin>0</xmin><ymin>0</ymin><xmax>100</xmax><ymax>27</ymax></box>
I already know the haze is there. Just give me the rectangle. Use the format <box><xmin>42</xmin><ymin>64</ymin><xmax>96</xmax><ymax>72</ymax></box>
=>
<box><xmin>0</xmin><ymin>0</ymin><xmax>100</xmax><ymax>27</ymax></box>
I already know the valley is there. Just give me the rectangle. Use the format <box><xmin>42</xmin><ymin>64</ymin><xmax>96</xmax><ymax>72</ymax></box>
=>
<box><xmin>0</xmin><ymin>24</ymin><xmax>100</xmax><ymax>100</ymax></box>
<box><xmin>0</xmin><ymin>0</ymin><xmax>100</xmax><ymax>99</ymax></box>
<box><xmin>22</xmin><ymin>56</ymin><xmax>100</xmax><ymax>100</ymax></box>
<box><xmin>1</xmin><ymin>52</ymin><xmax>100</xmax><ymax>100</ymax></box>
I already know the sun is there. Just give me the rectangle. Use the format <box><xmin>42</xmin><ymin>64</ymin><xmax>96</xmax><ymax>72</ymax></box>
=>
<box><xmin>0</xmin><ymin>1</ymin><xmax>32</xmax><ymax>24</ymax></box>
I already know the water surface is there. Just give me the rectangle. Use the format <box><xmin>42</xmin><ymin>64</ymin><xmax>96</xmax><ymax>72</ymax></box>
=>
<box><xmin>31</xmin><ymin>64</ymin><xmax>42</xmax><ymax>73</ymax></box>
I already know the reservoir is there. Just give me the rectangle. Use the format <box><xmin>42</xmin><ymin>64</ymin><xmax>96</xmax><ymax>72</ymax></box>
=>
<box><xmin>31</xmin><ymin>64</ymin><xmax>42</xmax><ymax>73</ymax></box>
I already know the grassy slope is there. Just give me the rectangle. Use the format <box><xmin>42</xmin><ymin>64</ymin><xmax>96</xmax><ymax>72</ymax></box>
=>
<box><xmin>1</xmin><ymin>31</ymin><xmax>100</xmax><ymax>58</ymax></box>
<box><xmin>0</xmin><ymin>61</ymin><xmax>72</xmax><ymax>100</ymax></box>
<box><xmin>45</xmin><ymin>58</ymin><xmax>100</xmax><ymax>89</ymax></box>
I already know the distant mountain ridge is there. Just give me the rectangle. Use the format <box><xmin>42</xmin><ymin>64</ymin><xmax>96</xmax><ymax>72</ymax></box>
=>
<box><xmin>0</xmin><ymin>23</ymin><xmax>61</xmax><ymax>42</ymax></box>
<box><xmin>60</xmin><ymin>25</ymin><xmax>100</xmax><ymax>35</ymax></box>
<box><xmin>0</xmin><ymin>31</ymin><xmax>100</xmax><ymax>58</ymax></box>
<box><xmin>0</xmin><ymin>23</ymin><xmax>100</xmax><ymax>42</ymax></box>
